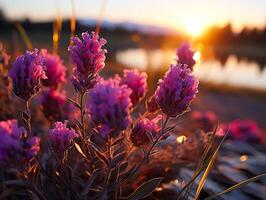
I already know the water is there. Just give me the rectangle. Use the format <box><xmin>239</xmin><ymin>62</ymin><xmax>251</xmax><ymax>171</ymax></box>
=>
<box><xmin>116</xmin><ymin>48</ymin><xmax>266</xmax><ymax>91</ymax></box>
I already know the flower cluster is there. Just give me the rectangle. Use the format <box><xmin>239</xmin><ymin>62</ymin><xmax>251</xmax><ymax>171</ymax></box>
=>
<box><xmin>155</xmin><ymin>63</ymin><xmax>198</xmax><ymax>117</ymax></box>
<box><xmin>40</xmin><ymin>89</ymin><xmax>66</xmax><ymax>121</ymax></box>
<box><xmin>40</xmin><ymin>49</ymin><xmax>66</xmax><ymax>88</ymax></box>
<box><xmin>69</xmin><ymin>32</ymin><xmax>107</xmax><ymax>93</ymax></box>
<box><xmin>1</xmin><ymin>33</ymin><xmax>206</xmax><ymax>199</ymax></box>
<box><xmin>229</xmin><ymin>119</ymin><xmax>263</xmax><ymax>143</ymax></box>
<box><xmin>120</xmin><ymin>69</ymin><xmax>148</xmax><ymax>105</ymax></box>
<box><xmin>177</xmin><ymin>42</ymin><xmax>196</xmax><ymax>70</ymax></box>
<box><xmin>9</xmin><ymin>49</ymin><xmax>47</xmax><ymax>100</ymax></box>
<box><xmin>0</xmin><ymin>119</ymin><xmax>40</xmax><ymax>166</ymax></box>
<box><xmin>86</xmin><ymin>77</ymin><xmax>132</xmax><ymax>137</ymax></box>
<box><xmin>192</xmin><ymin>111</ymin><xmax>218</xmax><ymax>132</ymax></box>
<box><xmin>130</xmin><ymin>116</ymin><xmax>161</xmax><ymax>146</ymax></box>
<box><xmin>49</xmin><ymin>121</ymin><xmax>78</xmax><ymax>151</ymax></box>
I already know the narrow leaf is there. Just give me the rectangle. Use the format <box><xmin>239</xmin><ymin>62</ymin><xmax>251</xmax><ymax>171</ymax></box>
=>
<box><xmin>74</xmin><ymin>142</ymin><xmax>86</xmax><ymax>158</ymax></box>
<box><xmin>121</xmin><ymin>177</ymin><xmax>163</xmax><ymax>200</ymax></box>
<box><xmin>68</xmin><ymin>98</ymin><xmax>81</xmax><ymax>109</ymax></box>
<box><xmin>194</xmin><ymin>129</ymin><xmax>228</xmax><ymax>200</ymax></box>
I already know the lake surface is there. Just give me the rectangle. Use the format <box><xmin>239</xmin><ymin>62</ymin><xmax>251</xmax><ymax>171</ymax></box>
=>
<box><xmin>116</xmin><ymin>48</ymin><xmax>266</xmax><ymax>91</ymax></box>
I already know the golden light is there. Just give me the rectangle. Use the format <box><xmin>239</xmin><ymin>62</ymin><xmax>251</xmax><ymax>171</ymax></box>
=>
<box><xmin>240</xmin><ymin>155</ymin><xmax>248</xmax><ymax>162</ymax></box>
<box><xmin>185</xmin><ymin>19</ymin><xmax>204</xmax><ymax>37</ymax></box>
<box><xmin>176</xmin><ymin>135</ymin><xmax>187</xmax><ymax>144</ymax></box>
<box><xmin>193</xmin><ymin>51</ymin><xmax>201</xmax><ymax>63</ymax></box>
<box><xmin>155</xmin><ymin>187</ymin><xmax>163</xmax><ymax>192</ymax></box>
<box><xmin>174</xmin><ymin>179</ymin><xmax>179</xmax><ymax>187</ymax></box>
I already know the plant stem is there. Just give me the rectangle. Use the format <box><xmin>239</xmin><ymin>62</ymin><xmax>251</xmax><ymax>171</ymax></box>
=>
<box><xmin>80</xmin><ymin>91</ymin><xmax>86</xmax><ymax>139</ymax></box>
<box><xmin>106</xmin><ymin>137</ymin><xmax>112</xmax><ymax>183</ymax></box>
<box><xmin>24</xmin><ymin>100</ymin><xmax>32</xmax><ymax>134</ymax></box>
<box><xmin>122</xmin><ymin>116</ymin><xmax>170</xmax><ymax>184</ymax></box>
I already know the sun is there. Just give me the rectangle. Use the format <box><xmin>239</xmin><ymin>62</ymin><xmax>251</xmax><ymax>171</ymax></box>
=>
<box><xmin>185</xmin><ymin>19</ymin><xmax>204</xmax><ymax>37</ymax></box>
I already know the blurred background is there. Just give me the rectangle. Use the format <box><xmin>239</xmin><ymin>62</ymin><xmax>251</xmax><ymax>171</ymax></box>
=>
<box><xmin>0</xmin><ymin>0</ymin><xmax>266</xmax><ymax>128</ymax></box>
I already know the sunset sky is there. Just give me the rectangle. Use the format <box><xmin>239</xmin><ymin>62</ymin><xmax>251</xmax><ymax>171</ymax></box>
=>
<box><xmin>1</xmin><ymin>0</ymin><xmax>266</xmax><ymax>34</ymax></box>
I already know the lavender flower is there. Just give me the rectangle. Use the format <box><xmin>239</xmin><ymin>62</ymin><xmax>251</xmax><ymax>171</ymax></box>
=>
<box><xmin>40</xmin><ymin>49</ymin><xmax>66</xmax><ymax>88</ymax></box>
<box><xmin>120</xmin><ymin>69</ymin><xmax>148</xmax><ymax>105</ymax></box>
<box><xmin>49</xmin><ymin>121</ymin><xmax>78</xmax><ymax>151</ymax></box>
<box><xmin>155</xmin><ymin>63</ymin><xmax>198</xmax><ymax>117</ymax></box>
<box><xmin>192</xmin><ymin>111</ymin><xmax>217</xmax><ymax>132</ymax></box>
<box><xmin>40</xmin><ymin>89</ymin><xmax>66</xmax><ymax>122</ymax></box>
<box><xmin>130</xmin><ymin>116</ymin><xmax>161</xmax><ymax>146</ymax></box>
<box><xmin>0</xmin><ymin>119</ymin><xmax>40</xmax><ymax>166</ymax></box>
<box><xmin>69</xmin><ymin>32</ymin><xmax>107</xmax><ymax>93</ymax></box>
<box><xmin>229</xmin><ymin>119</ymin><xmax>263</xmax><ymax>143</ymax></box>
<box><xmin>86</xmin><ymin>77</ymin><xmax>132</xmax><ymax>138</ymax></box>
<box><xmin>9</xmin><ymin>49</ymin><xmax>47</xmax><ymax>100</ymax></box>
<box><xmin>25</xmin><ymin>136</ymin><xmax>41</xmax><ymax>158</ymax></box>
<box><xmin>177</xmin><ymin>43</ymin><xmax>196</xmax><ymax>70</ymax></box>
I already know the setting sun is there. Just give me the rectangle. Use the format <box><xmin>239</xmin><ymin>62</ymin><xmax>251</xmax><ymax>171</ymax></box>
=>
<box><xmin>185</xmin><ymin>19</ymin><xmax>204</xmax><ymax>37</ymax></box>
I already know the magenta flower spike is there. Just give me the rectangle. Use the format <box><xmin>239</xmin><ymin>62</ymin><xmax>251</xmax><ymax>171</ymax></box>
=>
<box><xmin>130</xmin><ymin>116</ymin><xmax>161</xmax><ymax>146</ymax></box>
<box><xmin>192</xmin><ymin>111</ymin><xmax>218</xmax><ymax>132</ymax></box>
<box><xmin>86</xmin><ymin>77</ymin><xmax>132</xmax><ymax>138</ymax></box>
<box><xmin>0</xmin><ymin>119</ymin><xmax>40</xmax><ymax>166</ymax></box>
<box><xmin>229</xmin><ymin>119</ymin><xmax>263</xmax><ymax>143</ymax></box>
<box><xmin>9</xmin><ymin>49</ymin><xmax>47</xmax><ymax>100</ymax></box>
<box><xmin>69</xmin><ymin>32</ymin><xmax>107</xmax><ymax>93</ymax></box>
<box><xmin>177</xmin><ymin>42</ymin><xmax>196</xmax><ymax>70</ymax></box>
<box><xmin>121</xmin><ymin>69</ymin><xmax>148</xmax><ymax>105</ymax></box>
<box><xmin>40</xmin><ymin>49</ymin><xmax>66</xmax><ymax>88</ymax></box>
<box><xmin>49</xmin><ymin>121</ymin><xmax>78</xmax><ymax>151</ymax></box>
<box><xmin>155</xmin><ymin>63</ymin><xmax>198</xmax><ymax>117</ymax></box>
<box><xmin>40</xmin><ymin>89</ymin><xmax>66</xmax><ymax>121</ymax></box>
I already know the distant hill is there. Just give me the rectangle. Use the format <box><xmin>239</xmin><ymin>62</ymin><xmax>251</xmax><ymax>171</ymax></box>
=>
<box><xmin>78</xmin><ymin>19</ymin><xmax>178</xmax><ymax>35</ymax></box>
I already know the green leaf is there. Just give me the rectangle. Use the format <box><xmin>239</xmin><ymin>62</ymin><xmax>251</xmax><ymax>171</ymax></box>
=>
<box><xmin>121</xmin><ymin>177</ymin><xmax>164</xmax><ymax>200</ymax></box>
<box><xmin>204</xmin><ymin>173</ymin><xmax>266</xmax><ymax>200</ymax></box>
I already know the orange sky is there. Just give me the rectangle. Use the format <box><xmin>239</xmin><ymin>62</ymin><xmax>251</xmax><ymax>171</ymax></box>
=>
<box><xmin>1</xmin><ymin>0</ymin><xmax>266</xmax><ymax>35</ymax></box>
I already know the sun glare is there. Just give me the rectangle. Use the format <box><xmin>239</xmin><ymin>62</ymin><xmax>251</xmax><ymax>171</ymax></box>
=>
<box><xmin>185</xmin><ymin>20</ymin><xmax>204</xmax><ymax>37</ymax></box>
<box><xmin>193</xmin><ymin>51</ymin><xmax>201</xmax><ymax>63</ymax></box>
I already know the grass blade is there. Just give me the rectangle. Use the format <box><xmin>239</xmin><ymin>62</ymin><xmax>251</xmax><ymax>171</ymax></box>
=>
<box><xmin>15</xmin><ymin>23</ymin><xmax>33</xmax><ymax>50</ymax></box>
<box><xmin>194</xmin><ymin>128</ymin><xmax>228</xmax><ymax>200</ymax></box>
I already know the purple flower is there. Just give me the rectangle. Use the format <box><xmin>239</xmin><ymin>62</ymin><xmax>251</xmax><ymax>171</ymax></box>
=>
<box><xmin>177</xmin><ymin>43</ymin><xmax>196</xmax><ymax>70</ymax></box>
<box><xmin>9</xmin><ymin>49</ymin><xmax>47</xmax><ymax>100</ymax></box>
<box><xmin>40</xmin><ymin>49</ymin><xmax>66</xmax><ymax>88</ymax></box>
<box><xmin>229</xmin><ymin>120</ymin><xmax>263</xmax><ymax>143</ymax></box>
<box><xmin>25</xmin><ymin>136</ymin><xmax>41</xmax><ymax>158</ymax></box>
<box><xmin>155</xmin><ymin>63</ymin><xmax>198</xmax><ymax>117</ymax></box>
<box><xmin>86</xmin><ymin>77</ymin><xmax>132</xmax><ymax>138</ymax></box>
<box><xmin>130</xmin><ymin>116</ymin><xmax>161</xmax><ymax>146</ymax></box>
<box><xmin>192</xmin><ymin>111</ymin><xmax>217</xmax><ymax>132</ymax></box>
<box><xmin>69</xmin><ymin>32</ymin><xmax>107</xmax><ymax>93</ymax></box>
<box><xmin>49</xmin><ymin>121</ymin><xmax>78</xmax><ymax>151</ymax></box>
<box><xmin>120</xmin><ymin>69</ymin><xmax>148</xmax><ymax>105</ymax></box>
<box><xmin>40</xmin><ymin>89</ymin><xmax>66</xmax><ymax>122</ymax></box>
<box><xmin>0</xmin><ymin>119</ymin><xmax>40</xmax><ymax>166</ymax></box>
